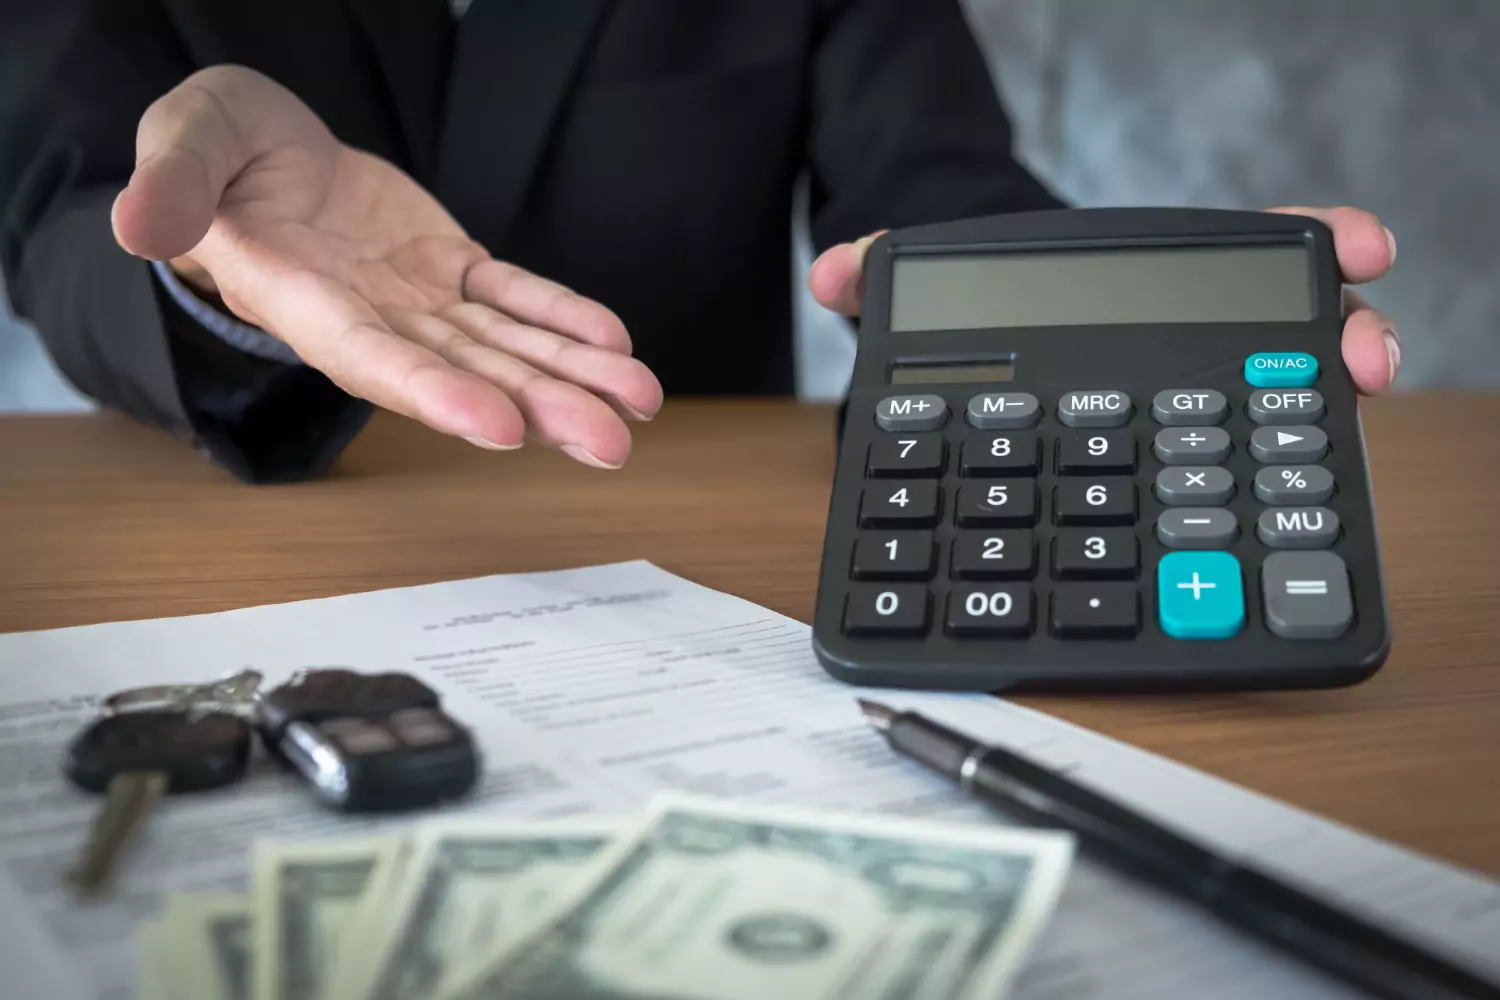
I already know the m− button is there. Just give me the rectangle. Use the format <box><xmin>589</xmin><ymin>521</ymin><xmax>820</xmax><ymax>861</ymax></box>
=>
<box><xmin>966</xmin><ymin>393</ymin><xmax>1040</xmax><ymax>429</ymax></box>
<box><xmin>1057</xmin><ymin>390</ymin><xmax>1132</xmax><ymax>428</ymax></box>
<box><xmin>1151</xmin><ymin>389</ymin><xmax>1227</xmax><ymax>426</ymax></box>
<box><xmin>875</xmin><ymin>394</ymin><xmax>948</xmax><ymax>432</ymax></box>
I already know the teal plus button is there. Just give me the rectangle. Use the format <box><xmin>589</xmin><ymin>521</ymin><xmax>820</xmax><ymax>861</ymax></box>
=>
<box><xmin>1157</xmin><ymin>551</ymin><xmax>1244</xmax><ymax>639</ymax></box>
<box><xmin>1245</xmin><ymin>352</ymin><xmax>1318</xmax><ymax>388</ymax></box>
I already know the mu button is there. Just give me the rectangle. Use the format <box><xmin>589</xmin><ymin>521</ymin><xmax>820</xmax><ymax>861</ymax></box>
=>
<box><xmin>1157</xmin><ymin>551</ymin><xmax>1245</xmax><ymax>639</ymax></box>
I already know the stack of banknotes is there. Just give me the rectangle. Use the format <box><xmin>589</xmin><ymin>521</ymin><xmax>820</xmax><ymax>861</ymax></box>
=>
<box><xmin>137</xmin><ymin>793</ymin><xmax>1076</xmax><ymax>1000</ymax></box>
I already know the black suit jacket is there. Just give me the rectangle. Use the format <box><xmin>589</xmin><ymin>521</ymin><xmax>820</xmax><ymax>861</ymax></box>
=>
<box><xmin>0</xmin><ymin>0</ymin><xmax>1062</xmax><ymax>482</ymax></box>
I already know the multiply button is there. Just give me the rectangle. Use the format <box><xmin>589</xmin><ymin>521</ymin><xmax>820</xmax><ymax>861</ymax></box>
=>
<box><xmin>1151</xmin><ymin>389</ymin><xmax>1227</xmax><ymax>426</ymax></box>
<box><xmin>1157</xmin><ymin>551</ymin><xmax>1244</xmax><ymax>639</ymax></box>
<box><xmin>1153</xmin><ymin>427</ymin><xmax>1231</xmax><ymax>465</ymax></box>
<box><xmin>875</xmin><ymin>394</ymin><xmax>947</xmax><ymax>432</ymax></box>
<box><xmin>1245</xmin><ymin>352</ymin><xmax>1318</xmax><ymax>388</ymax></box>
<box><xmin>1057</xmin><ymin>390</ymin><xmax>1131</xmax><ymax>428</ymax></box>
<box><xmin>1256</xmin><ymin>507</ymin><xmax>1340</xmax><ymax>549</ymax></box>
<box><xmin>1248</xmin><ymin>389</ymin><xmax>1325</xmax><ymax>426</ymax></box>
<box><xmin>1249</xmin><ymin>425</ymin><xmax>1328</xmax><ymax>464</ymax></box>
<box><xmin>967</xmin><ymin>392</ymin><xmax>1040</xmax><ymax>429</ymax></box>
<box><xmin>1154</xmin><ymin>467</ymin><xmax>1234</xmax><ymax>506</ymax></box>
<box><xmin>1255</xmin><ymin>466</ymin><xmax>1335</xmax><ymax>505</ymax></box>
<box><xmin>1261</xmin><ymin>551</ymin><xmax>1352</xmax><ymax>639</ymax></box>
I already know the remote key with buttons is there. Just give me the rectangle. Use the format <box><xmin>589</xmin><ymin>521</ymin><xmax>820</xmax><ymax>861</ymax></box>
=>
<box><xmin>813</xmin><ymin>207</ymin><xmax>1390</xmax><ymax>691</ymax></box>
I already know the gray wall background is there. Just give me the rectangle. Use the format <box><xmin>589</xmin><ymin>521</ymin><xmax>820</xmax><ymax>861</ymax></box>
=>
<box><xmin>6</xmin><ymin>0</ymin><xmax>1498</xmax><ymax>412</ymax></box>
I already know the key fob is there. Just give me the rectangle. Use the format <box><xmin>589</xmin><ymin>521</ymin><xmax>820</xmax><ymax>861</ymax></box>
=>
<box><xmin>64</xmin><ymin>711</ymin><xmax>253</xmax><ymax>794</ymax></box>
<box><xmin>275</xmin><ymin>707</ymin><xmax>480</xmax><ymax>812</ymax></box>
<box><xmin>257</xmin><ymin>668</ymin><xmax>441</xmax><ymax>749</ymax></box>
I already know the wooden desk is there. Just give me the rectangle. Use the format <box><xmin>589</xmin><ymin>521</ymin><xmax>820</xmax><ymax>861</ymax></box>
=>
<box><xmin>3</xmin><ymin>396</ymin><xmax>1498</xmax><ymax>878</ymax></box>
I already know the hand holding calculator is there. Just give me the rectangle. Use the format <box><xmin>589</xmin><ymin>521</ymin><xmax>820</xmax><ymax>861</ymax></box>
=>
<box><xmin>813</xmin><ymin>208</ymin><xmax>1390</xmax><ymax>692</ymax></box>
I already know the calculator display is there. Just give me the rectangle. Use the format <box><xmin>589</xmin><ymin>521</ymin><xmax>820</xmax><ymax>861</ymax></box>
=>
<box><xmin>889</xmin><ymin>244</ymin><xmax>1312</xmax><ymax>332</ymax></box>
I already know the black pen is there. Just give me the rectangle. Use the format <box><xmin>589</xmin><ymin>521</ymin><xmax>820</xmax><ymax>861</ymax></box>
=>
<box><xmin>857</xmin><ymin>699</ymin><xmax>1500</xmax><ymax>1000</ymax></box>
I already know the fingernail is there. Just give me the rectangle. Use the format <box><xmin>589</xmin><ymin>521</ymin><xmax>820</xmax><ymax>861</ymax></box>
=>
<box><xmin>851</xmin><ymin>229</ymin><xmax>888</xmax><ymax>259</ymax></box>
<box><xmin>465</xmin><ymin>436</ymin><xmax>521</xmax><ymax>451</ymax></box>
<box><xmin>613</xmin><ymin>399</ymin><xmax>653</xmax><ymax>422</ymax></box>
<box><xmin>1383</xmin><ymin>327</ymin><xmax>1402</xmax><ymax>385</ymax></box>
<box><xmin>563</xmin><ymin>444</ymin><xmax>621</xmax><ymax>470</ymax></box>
<box><xmin>1384</xmin><ymin>226</ymin><xmax>1397</xmax><ymax>265</ymax></box>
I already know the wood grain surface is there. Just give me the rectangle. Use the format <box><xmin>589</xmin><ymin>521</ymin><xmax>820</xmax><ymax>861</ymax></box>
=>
<box><xmin>2</xmin><ymin>395</ymin><xmax>1497</xmax><ymax>877</ymax></box>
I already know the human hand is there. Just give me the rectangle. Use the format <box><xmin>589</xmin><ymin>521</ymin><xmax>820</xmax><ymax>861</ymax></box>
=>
<box><xmin>111</xmin><ymin>65</ymin><xmax>661</xmax><ymax>467</ymax></box>
<box><xmin>808</xmin><ymin>207</ymin><xmax>1402</xmax><ymax>394</ymax></box>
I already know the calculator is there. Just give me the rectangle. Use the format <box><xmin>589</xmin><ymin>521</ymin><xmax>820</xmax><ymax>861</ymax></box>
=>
<box><xmin>811</xmin><ymin>207</ymin><xmax>1390</xmax><ymax>691</ymax></box>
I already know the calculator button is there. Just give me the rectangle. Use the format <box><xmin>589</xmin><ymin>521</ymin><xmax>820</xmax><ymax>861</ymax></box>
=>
<box><xmin>966</xmin><ymin>392</ymin><xmax>1041</xmax><ymax>429</ymax></box>
<box><xmin>867</xmin><ymin>433</ymin><xmax>945</xmax><ymax>478</ymax></box>
<box><xmin>1245</xmin><ymin>351</ymin><xmax>1318</xmax><ymax>388</ymax></box>
<box><xmin>1050</xmin><ymin>584</ymin><xmax>1139</xmax><ymax>638</ymax></box>
<box><xmin>1249</xmin><ymin>425</ymin><xmax>1328</xmax><ymax>464</ymax></box>
<box><xmin>1256</xmin><ymin>507</ymin><xmax>1340</xmax><ymax>549</ymax></box>
<box><xmin>1153</xmin><ymin>467</ymin><xmax>1235</xmax><ymax>506</ymax></box>
<box><xmin>875</xmin><ymin>394</ymin><xmax>948</xmax><ymax>432</ymax></box>
<box><xmin>1152</xmin><ymin>427</ymin><xmax>1231</xmax><ymax>465</ymax></box>
<box><xmin>1157</xmin><ymin>551</ymin><xmax>1245</xmax><ymax>639</ymax></box>
<box><xmin>1054</xmin><ymin>478</ymin><xmax>1136</xmax><ymax>525</ymax></box>
<box><xmin>1155</xmin><ymin>509</ymin><xmax>1239</xmax><ymax>550</ymax></box>
<box><xmin>860</xmin><ymin>482</ymin><xmax>940</xmax><ymax>526</ymax></box>
<box><xmin>852</xmin><ymin>531</ymin><xmax>936</xmax><ymax>580</ymax></box>
<box><xmin>960</xmin><ymin>432</ymin><xmax>1040</xmax><ymax>476</ymax></box>
<box><xmin>842</xmin><ymin>585</ymin><xmax>929</xmax><ymax>636</ymax></box>
<box><xmin>1056</xmin><ymin>431</ymin><xmax>1136</xmax><ymax>474</ymax></box>
<box><xmin>1261</xmin><ymin>551</ymin><xmax>1352</xmax><ymax>639</ymax></box>
<box><xmin>1052</xmin><ymin>528</ymin><xmax>1137</xmax><ymax>579</ymax></box>
<box><xmin>1254</xmin><ymin>465</ymin><xmax>1334</xmax><ymax>505</ymax></box>
<box><xmin>956</xmin><ymin>481</ymin><xmax>1038</xmax><ymax>526</ymax></box>
<box><xmin>1150</xmin><ymin>389</ymin><xmax>1228</xmax><ymax>426</ymax></box>
<box><xmin>1247</xmin><ymin>389</ymin><xmax>1325</xmax><ymax>426</ymax></box>
<box><xmin>1057</xmin><ymin>390</ymin><xmax>1132</xmax><ymax>428</ymax></box>
<box><xmin>946</xmin><ymin>586</ymin><xmax>1033</xmax><ymax>637</ymax></box>
<box><xmin>951</xmin><ymin>530</ymin><xmax>1036</xmax><ymax>579</ymax></box>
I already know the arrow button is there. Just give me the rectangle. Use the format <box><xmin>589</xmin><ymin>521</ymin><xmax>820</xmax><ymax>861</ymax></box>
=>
<box><xmin>1250</xmin><ymin>425</ymin><xmax>1327</xmax><ymax>464</ymax></box>
<box><xmin>1276</xmin><ymin>431</ymin><xmax>1303</xmax><ymax>446</ymax></box>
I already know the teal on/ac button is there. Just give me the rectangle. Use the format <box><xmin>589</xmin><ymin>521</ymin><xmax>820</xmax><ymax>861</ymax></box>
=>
<box><xmin>1245</xmin><ymin>352</ymin><xmax>1318</xmax><ymax>388</ymax></box>
<box><xmin>1158</xmin><ymin>551</ymin><xmax>1244</xmax><ymax>639</ymax></box>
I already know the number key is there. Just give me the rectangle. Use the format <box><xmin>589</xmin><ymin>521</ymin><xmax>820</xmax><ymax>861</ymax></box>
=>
<box><xmin>867</xmin><ymin>433</ymin><xmax>944</xmax><ymax>477</ymax></box>
<box><xmin>960</xmin><ymin>431</ymin><xmax>1040</xmax><ymax>476</ymax></box>
<box><xmin>859</xmin><ymin>481</ymin><xmax>940</xmax><ymax>526</ymax></box>
<box><xmin>1054</xmin><ymin>478</ymin><xmax>1136</xmax><ymax>525</ymax></box>
<box><xmin>951</xmin><ymin>530</ymin><xmax>1036</xmax><ymax>580</ymax></box>
<box><xmin>956</xmin><ymin>481</ymin><xmax>1038</xmax><ymax>526</ymax></box>
<box><xmin>852</xmin><ymin>531</ymin><xmax>936</xmax><ymax>580</ymax></box>
<box><xmin>1056</xmin><ymin>431</ymin><xmax>1135</xmax><ymax>474</ymax></box>
<box><xmin>843</xmin><ymin>584</ymin><xmax>929</xmax><ymax>636</ymax></box>
<box><xmin>1052</xmin><ymin>527</ymin><xmax>1137</xmax><ymax>579</ymax></box>
<box><xmin>946</xmin><ymin>585</ymin><xmax>1033</xmax><ymax>636</ymax></box>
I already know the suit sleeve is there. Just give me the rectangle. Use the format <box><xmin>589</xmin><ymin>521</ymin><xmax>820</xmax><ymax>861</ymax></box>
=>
<box><xmin>0</xmin><ymin>0</ymin><xmax>370</xmax><ymax>483</ymax></box>
<box><xmin>804</xmin><ymin>0</ymin><xmax>1066</xmax><ymax>253</ymax></box>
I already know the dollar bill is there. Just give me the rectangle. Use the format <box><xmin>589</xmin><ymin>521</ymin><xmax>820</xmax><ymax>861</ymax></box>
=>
<box><xmin>165</xmin><ymin>891</ymin><xmax>253</xmax><ymax>1000</ymax></box>
<box><xmin>440</xmin><ymin>794</ymin><xmax>1075</xmax><ymax>1000</ymax></box>
<box><xmin>335</xmin><ymin>817</ymin><xmax>622</xmax><ymax>1000</ymax></box>
<box><xmin>251</xmin><ymin>835</ymin><xmax>407</xmax><ymax>1000</ymax></box>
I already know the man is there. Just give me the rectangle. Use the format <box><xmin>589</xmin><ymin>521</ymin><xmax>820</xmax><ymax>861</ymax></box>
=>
<box><xmin>0</xmin><ymin>1</ymin><xmax>1400</xmax><ymax>483</ymax></box>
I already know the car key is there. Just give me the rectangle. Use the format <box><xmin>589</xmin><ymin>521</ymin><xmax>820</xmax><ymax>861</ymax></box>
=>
<box><xmin>63</xmin><ymin>709</ymin><xmax>252</xmax><ymax>897</ymax></box>
<box><xmin>256</xmin><ymin>667</ymin><xmax>441</xmax><ymax>753</ymax></box>
<box><xmin>276</xmin><ymin>707</ymin><xmax>480</xmax><ymax>812</ymax></box>
<box><xmin>104</xmin><ymin>668</ymin><xmax>264</xmax><ymax>715</ymax></box>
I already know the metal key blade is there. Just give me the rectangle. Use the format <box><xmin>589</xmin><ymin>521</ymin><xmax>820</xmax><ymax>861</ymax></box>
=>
<box><xmin>65</xmin><ymin>771</ymin><xmax>168</xmax><ymax>898</ymax></box>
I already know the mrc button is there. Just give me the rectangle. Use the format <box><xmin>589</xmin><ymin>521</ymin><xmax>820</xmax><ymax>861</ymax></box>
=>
<box><xmin>1057</xmin><ymin>390</ymin><xmax>1131</xmax><ymax>427</ymax></box>
<box><xmin>1245</xmin><ymin>352</ymin><xmax>1318</xmax><ymax>388</ymax></box>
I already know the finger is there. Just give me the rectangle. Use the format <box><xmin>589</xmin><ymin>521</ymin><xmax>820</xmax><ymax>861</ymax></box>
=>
<box><xmin>807</xmin><ymin>231</ymin><xmax>886</xmax><ymax>316</ymax></box>
<box><xmin>242</xmin><ymin>264</ymin><xmax>528</xmax><ymax>448</ymax></box>
<box><xmin>463</xmin><ymin>259</ymin><xmax>632</xmax><ymax>355</ymax></box>
<box><xmin>440</xmin><ymin>303</ymin><xmax>663</xmax><ymax>420</ymax></box>
<box><xmin>1339</xmin><ymin>289</ymin><xmax>1402</xmax><ymax>394</ymax></box>
<box><xmin>113</xmin><ymin>65</ymin><xmax>334</xmax><ymax>261</ymax></box>
<box><xmin>386</xmin><ymin>308</ymin><xmax>634</xmax><ymax>469</ymax></box>
<box><xmin>1265</xmin><ymin>206</ymin><xmax>1395</xmax><ymax>284</ymax></box>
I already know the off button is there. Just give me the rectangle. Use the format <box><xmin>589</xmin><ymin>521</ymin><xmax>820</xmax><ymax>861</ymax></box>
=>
<box><xmin>1245</xmin><ymin>352</ymin><xmax>1318</xmax><ymax>388</ymax></box>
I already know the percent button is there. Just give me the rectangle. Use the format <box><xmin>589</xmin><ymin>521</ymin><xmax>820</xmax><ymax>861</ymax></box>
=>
<box><xmin>1254</xmin><ymin>465</ymin><xmax>1334</xmax><ymax>505</ymax></box>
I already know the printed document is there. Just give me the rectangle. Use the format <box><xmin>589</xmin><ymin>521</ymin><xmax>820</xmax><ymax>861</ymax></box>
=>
<box><xmin>0</xmin><ymin>560</ymin><xmax>1495</xmax><ymax>999</ymax></box>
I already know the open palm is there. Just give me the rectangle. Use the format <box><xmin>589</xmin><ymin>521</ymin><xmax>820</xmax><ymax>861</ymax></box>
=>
<box><xmin>112</xmin><ymin>66</ymin><xmax>661</xmax><ymax>467</ymax></box>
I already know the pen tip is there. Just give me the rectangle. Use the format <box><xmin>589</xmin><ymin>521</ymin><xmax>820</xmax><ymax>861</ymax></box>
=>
<box><xmin>857</xmin><ymin>699</ymin><xmax>896</xmax><ymax>732</ymax></box>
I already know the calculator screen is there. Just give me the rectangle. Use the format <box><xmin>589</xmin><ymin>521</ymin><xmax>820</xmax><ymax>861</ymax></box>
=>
<box><xmin>889</xmin><ymin>244</ymin><xmax>1312</xmax><ymax>332</ymax></box>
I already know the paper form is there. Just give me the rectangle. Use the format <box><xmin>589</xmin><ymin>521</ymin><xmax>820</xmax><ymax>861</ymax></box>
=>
<box><xmin>0</xmin><ymin>560</ymin><xmax>1495</xmax><ymax>1000</ymax></box>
